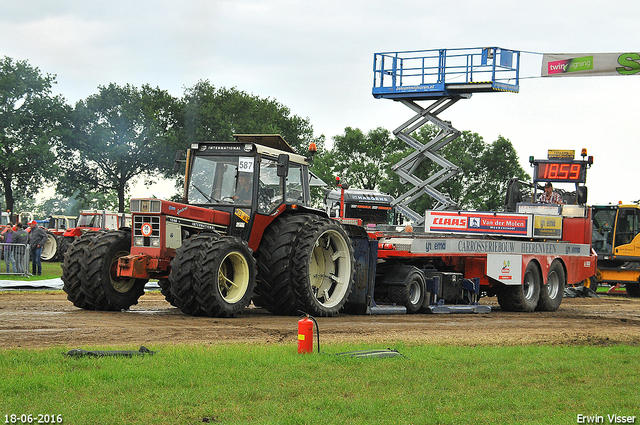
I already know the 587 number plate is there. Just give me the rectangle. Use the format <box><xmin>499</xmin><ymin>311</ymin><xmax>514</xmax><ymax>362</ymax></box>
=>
<box><xmin>238</xmin><ymin>157</ymin><xmax>254</xmax><ymax>173</ymax></box>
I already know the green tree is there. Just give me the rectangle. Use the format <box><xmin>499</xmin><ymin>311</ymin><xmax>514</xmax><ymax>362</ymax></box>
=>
<box><xmin>327</xmin><ymin>124</ymin><xmax>529</xmax><ymax>218</ymax></box>
<box><xmin>38</xmin><ymin>191</ymin><xmax>119</xmax><ymax>217</ymax></box>
<box><xmin>182</xmin><ymin>81</ymin><xmax>316</xmax><ymax>152</ymax></box>
<box><xmin>58</xmin><ymin>83</ymin><xmax>180</xmax><ymax>212</ymax></box>
<box><xmin>330</xmin><ymin>127</ymin><xmax>408</xmax><ymax>190</ymax></box>
<box><xmin>473</xmin><ymin>135</ymin><xmax>530</xmax><ymax>211</ymax></box>
<box><xmin>304</xmin><ymin>135</ymin><xmax>333</xmax><ymax>208</ymax></box>
<box><xmin>0</xmin><ymin>56</ymin><xmax>72</xmax><ymax>214</ymax></box>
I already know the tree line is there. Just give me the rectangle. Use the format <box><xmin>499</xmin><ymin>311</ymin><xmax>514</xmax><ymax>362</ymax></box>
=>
<box><xmin>0</xmin><ymin>56</ymin><xmax>529</xmax><ymax>219</ymax></box>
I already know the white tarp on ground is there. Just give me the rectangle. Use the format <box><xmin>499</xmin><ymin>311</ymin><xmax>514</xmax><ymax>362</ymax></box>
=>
<box><xmin>0</xmin><ymin>278</ymin><xmax>159</xmax><ymax>291</ymax></box>
<box><xmin>0</xmin><ymin>278</ymin><xmax>63</xmax><ymax>290</ymax></box>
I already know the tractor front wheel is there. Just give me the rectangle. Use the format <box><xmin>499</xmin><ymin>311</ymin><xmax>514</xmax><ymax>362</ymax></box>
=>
<box><xmin>168</xmin><ymin>234</ymin><xmax>216</xmax><ymax>316</ymax></box>
<box><xmin>194</xmin><ymin>236</ymin><xmax>256</xmax><ymax>317</ymax></box>
<box><xmin>80</xmin><ymin>230</ymin><xmax>147</xmax><ymax>311</ymax></box>
<box><xmin>62</xmin><ymin>233</ymin><xmax>99</xmax><ymax>309</ymax></box>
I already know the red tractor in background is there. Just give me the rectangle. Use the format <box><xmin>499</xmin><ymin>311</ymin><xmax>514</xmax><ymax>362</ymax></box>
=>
<box><xmin>41</xmin><ymin>215</ymin><xmax>77</xmax><ymax>262</ymax></box>
<box><xmin>53</xmin><ymin>210</ymin><xmax>131</xmax><ymax>261</ymax></box>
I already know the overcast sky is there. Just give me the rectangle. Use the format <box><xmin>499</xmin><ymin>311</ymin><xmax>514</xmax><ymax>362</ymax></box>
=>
<box><xmin>2</xmin><ymin>0</ymin><xmax>639</xmax><ymax>204</ymax></box>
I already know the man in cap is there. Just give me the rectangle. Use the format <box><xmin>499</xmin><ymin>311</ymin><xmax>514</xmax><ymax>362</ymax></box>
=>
<box><xmin>537</xmin><ymin>182</ymin><xmax>563</xmax><ymax>204</ymax></box>
<box><xmin>27</xmin><ymin>220</ymin><xmax>48</xmax><ymax>276</ymax></box>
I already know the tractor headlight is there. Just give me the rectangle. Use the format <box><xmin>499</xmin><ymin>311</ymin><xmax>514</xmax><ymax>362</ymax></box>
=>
<box><xmin>151</xmin><ymin>238</ymin><xmax>160</xmax><ymax>247</ymax></box>
<box><xmin>134</xmin><ymin>236</ymin><xmax>144</xmax><ymax>247</ymax></box>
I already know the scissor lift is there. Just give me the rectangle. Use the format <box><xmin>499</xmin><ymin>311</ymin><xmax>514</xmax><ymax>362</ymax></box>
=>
<box><xmin>373</xmin><ymin>47</ymin><xmax>520</xmax><ymax>223</ymax></box>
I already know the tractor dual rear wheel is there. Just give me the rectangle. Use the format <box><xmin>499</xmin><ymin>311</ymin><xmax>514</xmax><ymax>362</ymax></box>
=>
<box><xmin>256</xmin><ymin>214</ymin><xmax>355</xmax><ymax>317</ymax></box>
<box><xmin>254</xmin><ymin>214</ymin><xmax>321</xmax><ymax>315</ymax></box>
<box><xmin>292</xmin><ymin>218</ymin><xmax>355</xmax><ymax>317</ymax></box>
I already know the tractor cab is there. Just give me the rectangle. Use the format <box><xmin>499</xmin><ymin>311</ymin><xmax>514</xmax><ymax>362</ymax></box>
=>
<box><xmin>180</xmin><ymin>134</ymin><xmax>314</xmax><ymax>240</ymax></box>
<box><xmin>592</xmin><ymin>204</ymin><xmax>640</xmax><ymax>259</ymax></box>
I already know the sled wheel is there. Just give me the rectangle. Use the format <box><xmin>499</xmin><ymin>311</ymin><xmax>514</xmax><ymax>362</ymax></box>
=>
<box><xmin>536</xmin><ymin>260</ymin><xmax>565</xmax><ymax>311</ymax></box>
<box><xmin>497</xmin><ymin>261</ymin><xmax>541</xmax><ymax>312</ymax></box>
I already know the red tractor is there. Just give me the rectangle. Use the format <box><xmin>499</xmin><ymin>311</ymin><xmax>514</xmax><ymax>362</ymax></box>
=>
<box><xmin>62</xmin><ymin>135</ymin><xmax>357</xmax><ymax>317</ymax></box>
<box><xmin>41</xmin><ymin>215</ymin><xmax>77</xmax><ymax>262</ymax></box>
<box><xmin>56</xmin><ymin>210</ymin><xmax>131</xmax><ymax>260</ymax></box>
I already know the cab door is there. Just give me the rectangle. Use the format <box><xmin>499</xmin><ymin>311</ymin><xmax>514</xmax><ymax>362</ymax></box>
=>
<box><xmin>613</xmin><ymin>207</ymin><xmax>640</xmax><ymax>257</ymax></box>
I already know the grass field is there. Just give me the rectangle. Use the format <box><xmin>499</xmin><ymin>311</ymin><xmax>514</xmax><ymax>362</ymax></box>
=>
<box><xmin>0</xmin><ymin>261</ymin><xmax>62</xmax><ymax>281</ymax></box>
<box><xmin>0</xmin><ymin>265</ymin><xmax>637</xmax><ymax>423</ymax></box>
<box><xmin>1</xmin><ymin>343</ymin><xmax>638</xmax><ymax>424</ymax></box>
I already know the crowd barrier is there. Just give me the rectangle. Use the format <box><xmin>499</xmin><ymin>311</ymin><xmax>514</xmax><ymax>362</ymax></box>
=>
<box><xmin>0</xmin><ymin>243</ymin><xmax>31</xmax><ymax>277</ymax></box>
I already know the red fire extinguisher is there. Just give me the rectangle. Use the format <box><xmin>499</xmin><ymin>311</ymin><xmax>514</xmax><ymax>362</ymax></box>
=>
<box><xmin>298</xmin><ymin>314</ymin><xmax>318</xmax><ymax>354</ymax></box>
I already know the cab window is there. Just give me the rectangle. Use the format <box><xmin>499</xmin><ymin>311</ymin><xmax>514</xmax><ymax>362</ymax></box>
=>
<box><xmin>615</xmin><ymin>208</ymin><xmax>640</xmax><ymax>247</ymax></box>
<box><xmin>258</xmin><ymin>159</ymin><xmax>283</xmax><ymax>214</ymax></box>
<box><xmin>285</xmin><ymin>165</ymin><xmax>304</xmax><ymax>204</ymax></box>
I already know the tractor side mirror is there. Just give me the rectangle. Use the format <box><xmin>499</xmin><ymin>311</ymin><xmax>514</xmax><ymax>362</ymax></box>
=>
<box><xmin>173</xmin><ymin>151</ymin><xmax>185</xmax><ymax>173</ymax></box>
<box><xmin>577</xmin><ymin>186</ymin><xmax>588</xmax><ymax>205</ymax></box>
<box><xmin>277</xmin><ymin>154</ymin><xmax>289</xmax><ymax>178</ymax></box>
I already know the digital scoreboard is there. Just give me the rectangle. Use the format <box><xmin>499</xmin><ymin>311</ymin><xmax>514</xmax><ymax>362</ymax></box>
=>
<box><xmin>534</xmin><ymin>160</ymin><xmax>587</xmax><ymax>183</ymax></box>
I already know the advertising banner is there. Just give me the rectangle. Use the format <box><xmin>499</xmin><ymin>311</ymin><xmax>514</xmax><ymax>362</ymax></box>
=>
<box><xmin>533</xmin><ymin>216</ymin><xmax>562</xmax><ymax>239</ymax></box>
<box><xmin>424</xmin><ymin>211</ymin><xmax>532</xmax><ymax>237</ymax></box>
<box><xmin>486</xmin><ymin>254</ymin><xmax>522</xmax><ymax>285</ymax></box>
<box><xmin>541</xmin><ymin>52</ymin><xmax>640</xmax><ymax>77</ymax></box>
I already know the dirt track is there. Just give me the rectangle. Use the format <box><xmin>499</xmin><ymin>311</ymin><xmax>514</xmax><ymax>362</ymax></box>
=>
<box><xmin>1</xmin><ymin>291</ymin><xmax>639</xmax><ymax>349</ymax></box>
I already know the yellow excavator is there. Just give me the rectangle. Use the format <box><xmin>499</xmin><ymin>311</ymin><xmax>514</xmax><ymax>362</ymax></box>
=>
<box><xmin>590</xmin><ymin>203</ymin><xmax>640</xmax><ymax>297</ymax></box>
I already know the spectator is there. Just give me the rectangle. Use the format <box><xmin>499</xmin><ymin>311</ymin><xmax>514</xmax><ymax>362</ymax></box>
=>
<box><xmin>2</xmin><ymin>223</ymin><xmax>14</xmax><ymax>273</ymax></box>
<box><xmin>12</xmin><ymin>223</ymin><xmax>28</xmax><ymax>274</ymax></box>
<box><xmin>0</xmin><ymin>223</ymin><xmax>10</xmax><ymax>242</ymax></box>
<box><xmin>537</xmin><ymin>182</ymin><xmax>563</xmax><ymax>204</ymax></box>
<box><xmin>28</xmin><ymin>220</ymin><xmax>47</xmax><ymax>276</ymax></box>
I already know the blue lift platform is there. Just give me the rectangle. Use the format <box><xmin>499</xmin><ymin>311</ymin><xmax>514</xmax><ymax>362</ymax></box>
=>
<box><xmin>372</xmin><ymin>47</ymin><xmax>520</xmax><ymax>222</ymax></box>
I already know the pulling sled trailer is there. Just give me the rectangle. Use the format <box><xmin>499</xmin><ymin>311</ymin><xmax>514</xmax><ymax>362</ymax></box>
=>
<box><xmin>329</xmin><ymin>169</ymin><xmax>596</xmax><ymax>314</ymax></box>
